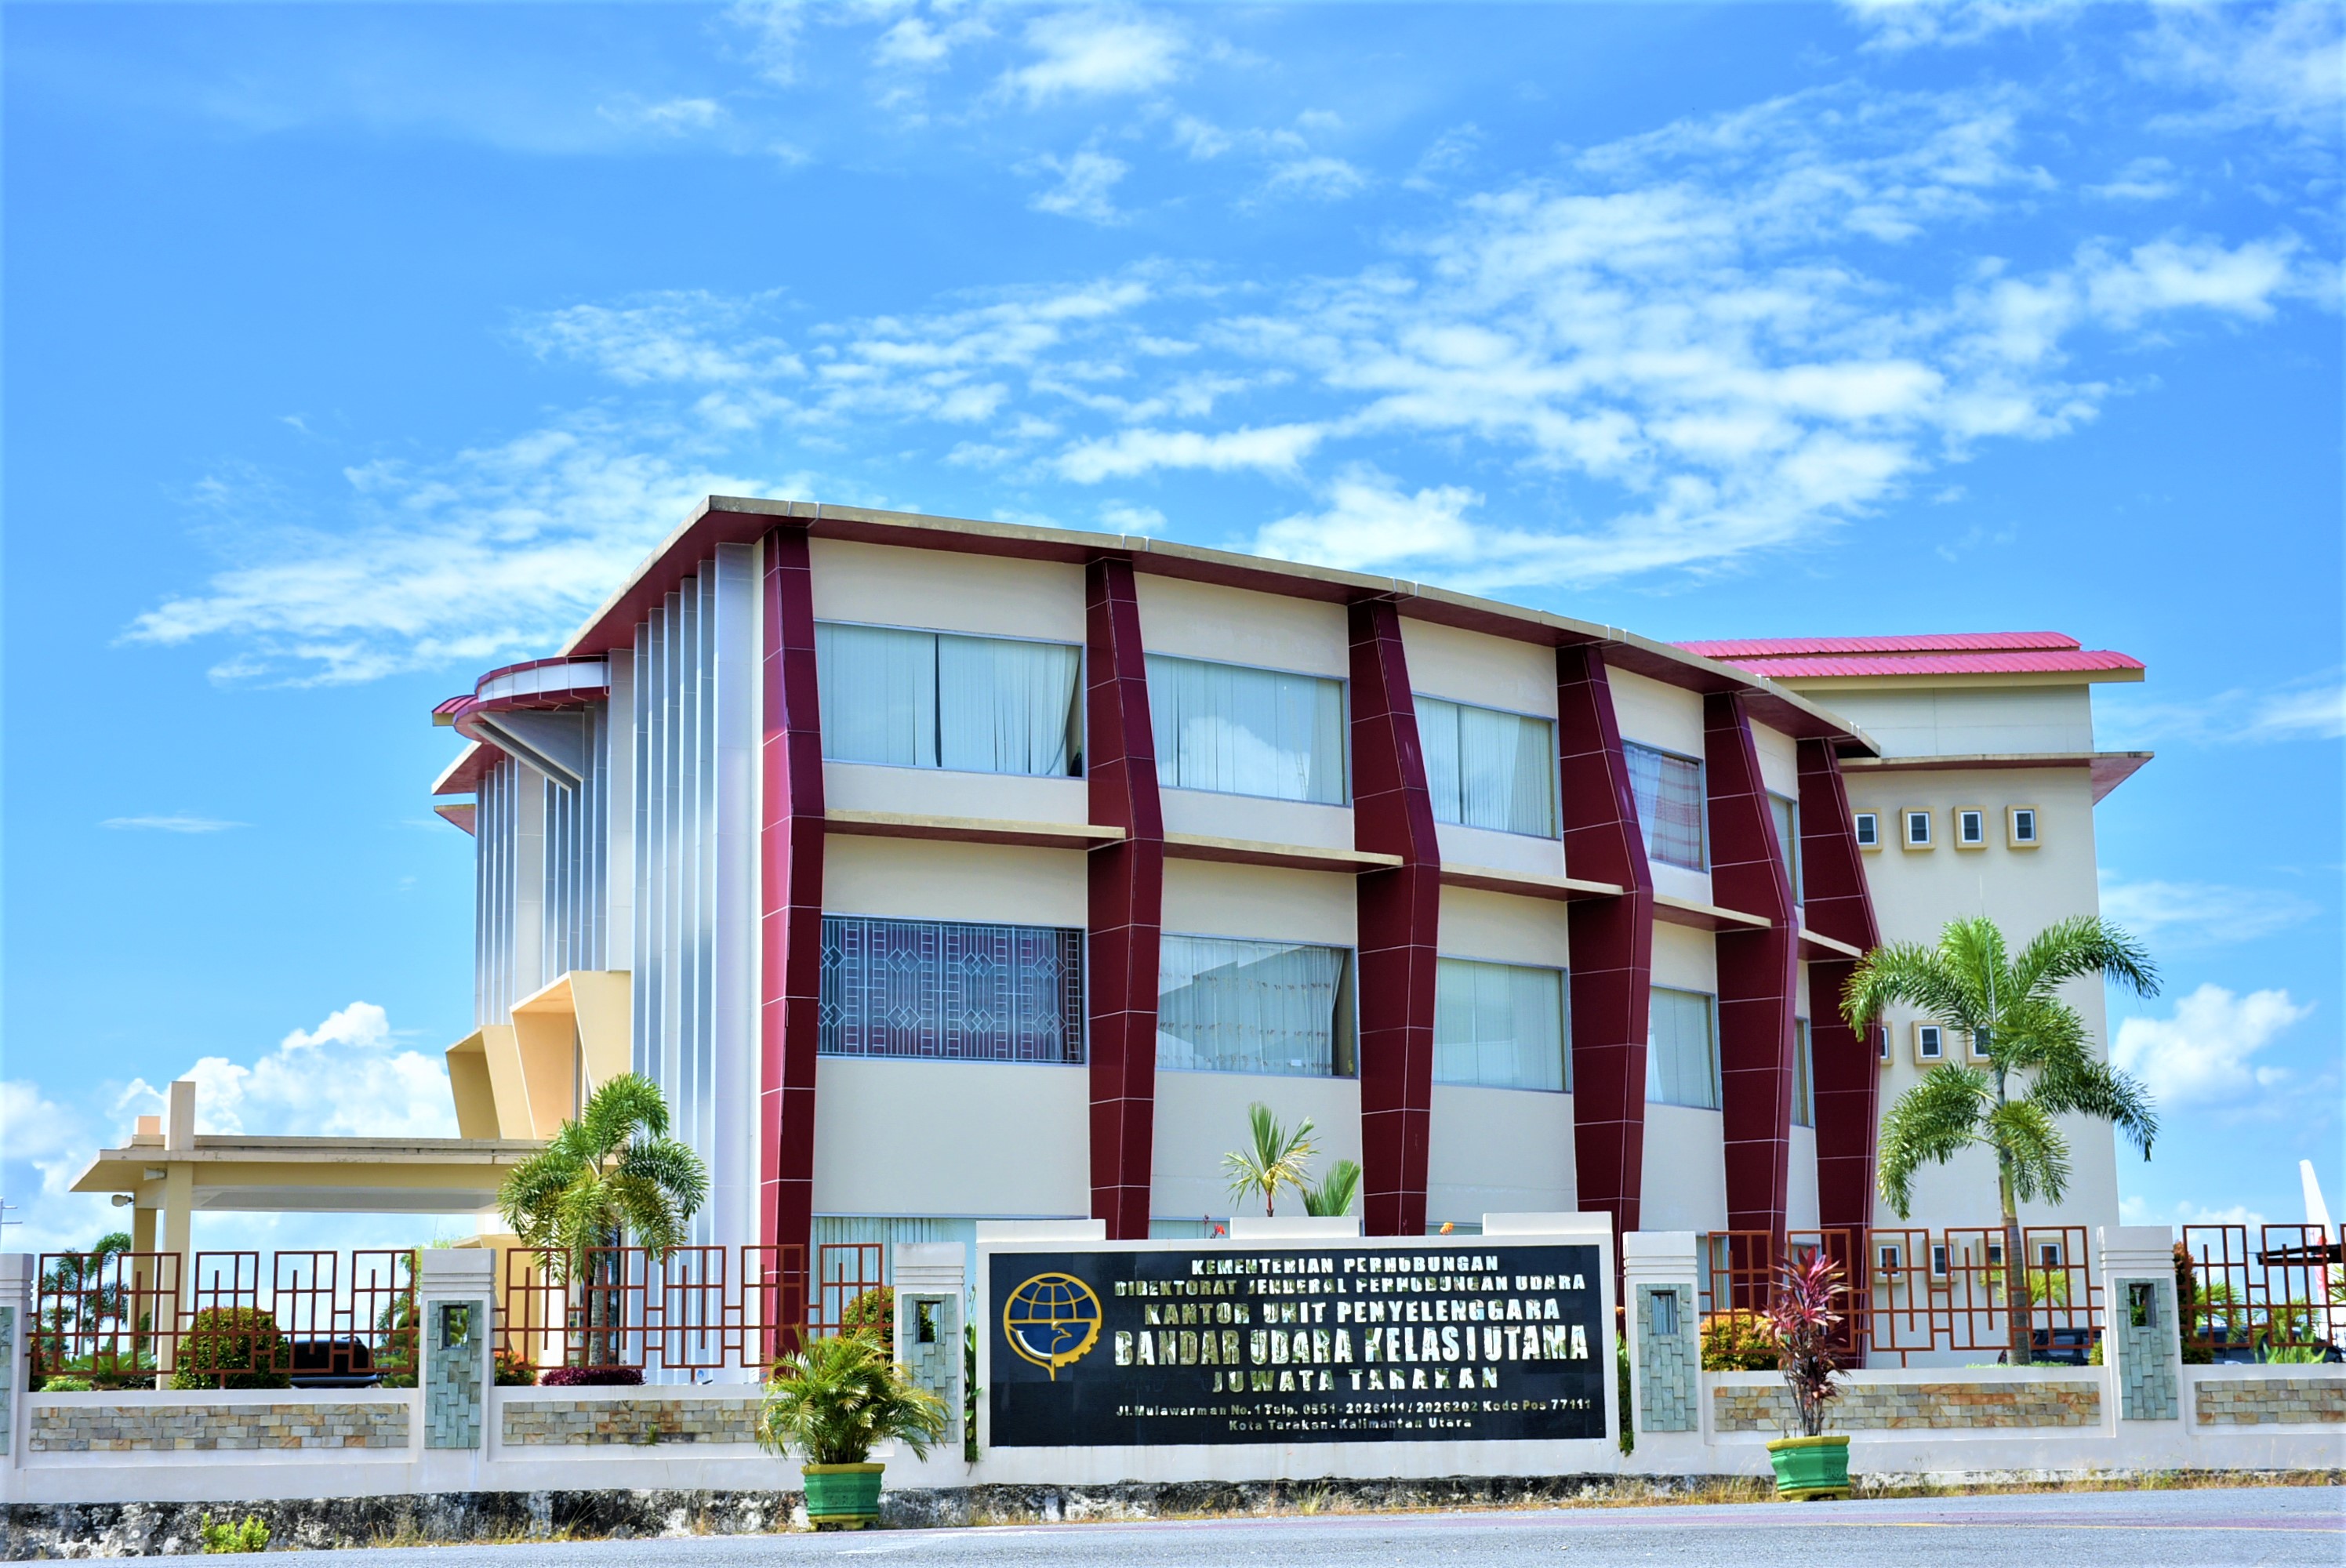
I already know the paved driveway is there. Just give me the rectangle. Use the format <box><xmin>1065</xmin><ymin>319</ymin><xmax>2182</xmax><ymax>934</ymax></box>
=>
<box><xmin>303</xmin><ymin>1486</ymin><xmax>2343</xmax><ymax>1566</ymax></box>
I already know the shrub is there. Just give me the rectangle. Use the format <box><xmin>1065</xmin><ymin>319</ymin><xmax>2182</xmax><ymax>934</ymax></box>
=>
<box><xmin>1700</xmin><ymin>1309</ymin><xmax>1778</xmax><ymax>1371</ymax></box>
<box><xmin>198</xmin><ymin>1513</ymin><xmax>270</xmax><ymax>1554</ymax></box>
<box><xmin>841</xmin><ymin>1286</ymin><xmax>895</xmax><ymax>1358</ymax></box>
<box><xmin>169</xmin><ymin>1308</ymin><xmax>289</xmax><ymax>1391</ymax></box>
<box><xmin>41</xmin><ymin>1376</ymin><xmax>92</xmax><ymax>1392</ymax></box>
<box><xmin>541</xmin><ymin>1364</ymin><xmax>642</xmax><ymax>1387</ymax></box>
<box><xmin>494</xmin><ymin>1348</ymin><xmax>539</xmax><ymax>1386</ymax></box>
<box><xmin>758</xmin><ymin>1332</ymin><xmax>946</xmax><ymax>1465</ymax></box>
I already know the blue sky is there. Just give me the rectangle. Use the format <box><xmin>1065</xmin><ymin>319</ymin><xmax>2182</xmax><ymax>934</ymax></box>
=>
<box><xmin>3</xmin><ymin>1</ymin><xmax>2338</xmax><ymax>1256</ymax></box>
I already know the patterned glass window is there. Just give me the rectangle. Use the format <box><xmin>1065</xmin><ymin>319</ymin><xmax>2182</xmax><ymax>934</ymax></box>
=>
<box><xmin>1625</xmin><ymin>743</ymin><xmax>1706</xmax><ymax>870</ymax></box>
<box><xmin>819</xmin><ymin>916</ymin><xmax>1084</xmax><ymax>1064</ymax></box>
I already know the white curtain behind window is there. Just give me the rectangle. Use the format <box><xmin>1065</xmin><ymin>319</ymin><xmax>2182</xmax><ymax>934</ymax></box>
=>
<box><xmin>1433</xmin><ymin>958</ymin><xmax>1567</xmax><ymax>1091</ymax></box>
<box><xmin>1418</xmin><ymin>697</ymin><xmax>1556</xmax><ymax>837</ymax></box>
<box><xmin>818</xmin><ymin>622</ymin><xmax>938</xmax><ymax>768</ymax></box>
<box><xmin>1147</xmin><ymin>655</ymin><xmax>1346</xmax><ymax>804</ymax></box>
<box><xmin>818</xmin><ymin>622</ymin><xmax>1080</xmax><ymax>777</ymax></box>
<box><xmin>1157</xmin><ymin>935</ymin><xmax>1347</xmax><ymax>1076</ymax></box>
<box><xmin>939</xmin><ymin>634</ymin><xmax>1080</xmax><ymax>775</ymax></box>
<box><xmin>1647</xmin><ymin>986</ymin><xmax>1719</xmax><ymax>1109</ymax></box>
<box><xmin>1627</xmin><ymin>744</ymin><xmax>1706</xmax><ymax>869</ymax></box>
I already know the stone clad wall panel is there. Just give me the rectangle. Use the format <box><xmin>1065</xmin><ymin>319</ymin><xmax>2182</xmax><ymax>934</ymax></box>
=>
<box><xmin>30</xmin><ymin>1401</ymin><xmax>410</xmax><ymax>1452</ymax></box>
<box><xmin>1712</xmin><ymin>1379</ymin><xmax>2101</xmax><ymax>1432</ymax></box>
<box><xmin>501</xmin><ymin>1396</ymin><xmax>764</xmax><ymax>1446</ymax></box>
<box><xmin>2195</xmin><ymin>1377</ymin><xmax>2346</xmax><ymax>1426</ymax></box>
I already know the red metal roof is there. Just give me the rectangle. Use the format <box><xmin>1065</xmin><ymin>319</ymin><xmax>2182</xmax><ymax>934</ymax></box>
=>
<box><xmin>1675</xmin><ymin>632</ymin><xmax>2141</xmax><ymax>681</ymax></box>
<box><xmin>1676</xmin><ymin>631</ymin><xmax>2081</xmax><ymax>658</ymax></box>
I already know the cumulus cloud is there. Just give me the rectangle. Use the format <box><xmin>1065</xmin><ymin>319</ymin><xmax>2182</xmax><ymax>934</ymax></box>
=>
<box><xmin>2131</xmin><ymin>0</ymin><xmax>2344</xmax><ymax>137</ymax></box>
<box><xmin>2099</xmin><ymin>875</ymin><xmax>2323</xmax><ymax>950</ymax></box>
<box><xmin>1254</xmin><ymin>467</ymin><xmax>1484</xmax><ymax>573</ymax></box>
<box><xmin>116</xmin><ymin>1001</ymin><xmax>457</xmax><ymax>1141</ymax></box>
<box><xmin>1</xmin><ymin>1080</ymin><xmax>84</xmax><ymax>1164</ymax></box>
<box><xmin>2112</xmin><ymin>984</ymin><xmax>2315</xmax><ymax>1114</ymax></box>
<box><xmin>1000</xmin><ymin>7</ymin><xmax>1186</xmax><ymax>104</ymax></box>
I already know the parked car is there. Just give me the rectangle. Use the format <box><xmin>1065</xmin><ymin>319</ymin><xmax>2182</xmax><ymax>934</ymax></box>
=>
<box><xmin>288</xmin><ymin>1338</ymin><xmax>378</xmax><ymax>1388</ymax></box>
<box><xmin>2029</xmin><ymin>1326</ymin><xmax>2097</xmax><ymax>1365</ymax></box>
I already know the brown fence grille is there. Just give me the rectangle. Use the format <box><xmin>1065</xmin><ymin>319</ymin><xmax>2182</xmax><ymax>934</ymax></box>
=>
<box><xmin>2181</xmin><ymin>1224</ymin><xmax>2340</xmax><ymax>1359</ymax></box>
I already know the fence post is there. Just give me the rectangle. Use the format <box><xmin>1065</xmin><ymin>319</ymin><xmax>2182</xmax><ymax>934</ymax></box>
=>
<box><xmin>0</xmin><ymin>1253</ymin><xmax>30</xmax><ymax>1471</ymax></box>
<box><xmin>892</xmin><ymin>1243</ymin><xmax>965</xmax><ymax>1465</ymax></box>
<box><xmin>1622</xmin><ymin>1232</ymin><xmax>1705</xmax><ymax>1464</ymax></box>
<box><xmin>418</xmin><ymin>1250</ymin><xmax>496</xmax><ymax>1456</ymax></box>
<box><xmin>2099</xmin><ymin>1225</ymin><xmax>2181</xmax><ymax>1425</ymax></box>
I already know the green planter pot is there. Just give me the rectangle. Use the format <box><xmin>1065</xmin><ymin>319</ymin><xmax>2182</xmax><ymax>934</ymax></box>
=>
<box><xmin>1766</xmin><ymin>1434</ymin><xmax>1850</xmax><ymax>1501</ymax></box>
<box><xmin>801</xmin><ymin>1462</ymin><xmax>885</xmax><ymax>1529</ymax></box>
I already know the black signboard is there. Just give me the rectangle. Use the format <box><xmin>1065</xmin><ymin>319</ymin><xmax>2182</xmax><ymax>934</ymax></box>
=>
<box><xmin>987</xmin><ymin>1242</ymin><xmax>1607</xmax><ymax>1448</ymax></box>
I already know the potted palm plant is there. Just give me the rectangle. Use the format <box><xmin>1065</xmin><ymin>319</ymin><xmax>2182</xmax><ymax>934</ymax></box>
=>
<box><xmin>1763</xmin><ymin>1252</ymin><xmax>1851</xmax><ymax>1501</ymax></box>
<box><xmin>758</xmin><ymin>1332</ymin><xmax>949</xmax><ymax>1530</ymax></box>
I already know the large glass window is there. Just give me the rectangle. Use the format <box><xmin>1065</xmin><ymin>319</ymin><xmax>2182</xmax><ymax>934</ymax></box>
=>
<box><xmin>1647</xmin><ymin>987</ymin><xmax>1719</xmax><ymax>1109</ymax></box>
<box><xmin>816</xmin><ymin>622</ymin><xmax>1082</xmax><ymax>777</ymax></box>
<box><xmin>1792</xmin><ymin>1018</ymin><xmax>1814</xmax><ymax>1127</ymax></box>
<box><xmin>1417</xmin><ymin>698</ymin><xmax>1556</xmax><ymax>837</ymax></box>
<box><xmin>1770</xmin><ymin>793</ymin><xmax>1802</xmax><ymax>902</ymax></box>
<box><xmin>818</xmin><ymin>916</ymin><xmax>1084</xmax><ymax>1063</ymax></box>
<box><xmin>1625</xmin><ymin>743</ymin><xmax>1706</xmax><ymax>870</ymax></box>
<box><xmin>1146</xmin><ymin>655</ymin><xmax>1346</xmax><ymax>804</ymax></box>
<box><xmin>1157</xmin><ymin>935</ymin><xmax>1353</xmax><ymax>1077</ymax></box>
<box><xmin>1434</xmin><ymin>958</ymin><xmax>1568</xmax><ymax>1091</ymax></box>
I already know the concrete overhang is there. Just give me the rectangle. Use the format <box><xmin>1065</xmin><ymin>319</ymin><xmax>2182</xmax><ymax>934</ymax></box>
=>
<box><xmin>71</xmin><ymin>1136</ymin><xmax>545</xmax><ymax>1214</ymax></box>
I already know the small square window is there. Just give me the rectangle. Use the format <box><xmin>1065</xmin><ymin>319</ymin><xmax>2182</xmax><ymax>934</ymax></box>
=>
<box><xmin>1876</xmin><ymin>1025</ymin><xmax>1891</xmax><ymax>1065</ymax></box>
<box><xmin>1877</xmin><ymin>1243</ymin><xmax>1904</xmax><ymax>1274</ymax></box>
<box><xmin>1930</xmin><ymin>1243</ymin><xmax>1951</xmax><ymax>1279</ymax></box>
<box><xmin>1854</xmin><ymin>811</ymin><xmax>1880</xmax><ymax>850</ymax></box>
<box><xmin>916</xmin><ymin>1300</ymin><xmax>939</xmax><ymax>1345</ymax></box>
<box><xmin>2039</xmin><ymin>1240</ymin><xmax>2065</xmax><ymax>1269</ymax></box>
<box><xmin>1902</xmin><ymin>808</ymin><xmax>1934</xmax><ymax>849</ymax></box>
<box><xmin>1915</xmin><ymin>1022</ymin><xmax>1945</xmax><ymax>1062</ymax></box>
<box><xmin>1651</xmin><ymin>1289</ymin><xmax>1680</xmax><ymax>1338</ymax></box>
<box><xmin>2128</xmin><ymin>1281</ymin><xmax>2158</xmax><ymax>1330</ymax></box>
<box><xmin>2008</xmin><ymin>806</ymin><xmax>2039</xmax><ymax>848</ymax></box>
<box><xmin>1956</xmin><ymin>807</ymin><xmax>1987</xmax><ymax>848</ymax></box>
<box><xmin>1968</xmin><ymin>1028</ymin><xmax>1994</xmax><ymax>1062</ymax></box>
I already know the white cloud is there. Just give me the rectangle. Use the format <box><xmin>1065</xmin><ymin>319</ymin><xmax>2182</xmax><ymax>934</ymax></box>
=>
<box><xmin>2112</xmin><ymin>983</ymin><xmax>2315</xmax><ymax>1113</ymax></box>
<box><xmin>2101</xmin><ymin>671</ymin><xmax>2346</xmax><ymax>747</ymax></box>
<box><xmin>2121</xmin><ymin>1195</ymin><xmax>2267</xmax><ymax>1230</ymax></box>
<box><xmin>117</xmin><ymin>1000</ymin><xmax>456</xmax><ymax>1141</ymax></box>
<box><xmin>725</xmin><ymin>0</ymin><xmax>808</xmax><ymax>85</ymax></box>
<box><xmin>2080</xmin><ymin>234</ymin><xmax>2304</xmax><ymax>325</ymax></box>
<box><xmin>596</xmin><ymin>96</ymin><xmax>727</xmax><ymax>136</ymax></box>
<box><xmin>873</xmin><ymin>12</ymin><xmax>992</xmax><ymax>70</ymax></box>
<box><xmin>1028</xmin><ymin>148</ymin><xmax>1129</xmax><ymax>224</ymax></box>
<box><xmin>2086</xmin><ymin>156</ymin><xmax>2181</xmax><ymax>203</ymax></box>
<box><xmin>518</xmin><ymin>292</ymin><xmax>803</xmax><ymax>386</ymax></box>
<box><xmin>1839</xmin><ymin>0</ymin><xmax>2087</xmax><ymax>50</ymax></box>
<box><xmin>100</xmin><ymin>814</ymin><xmax>246</xmax><ymax>833</ymax></box>
<box><xmin>1262</xmin><ymin>155</ymin><xmax>1368</xmax><ymax>203</ymax></box>
<box><xmin>1055</xmin><ymin>422</ymin><xmax>1327</xmax><ymax>482</ymax></box>
<box><xmin>1099</xmin><ymin>501</ymin><xmax>1166</xmax><ymax>534</ymax></box>
<box><xmin>1</xmin><ymin>1080</ymin><xmax>84</xmax><ymax>1164</ymax></box>
<box><xmin>1000</xmin><ymin>7</ymin><xmax>1186</xmax><ymax>104</ymax></box>
<box><xmin>1254</xmin><ymin>467</ymin><xmax>1484</xmax><ymax>573</ymax></box>
<box><xmin>2131</xmin><ymin>0</ymin><xmax>2344</xmax><ymax>137</ymax></box>
<box><xmin>2098</xmin><ymin>874</ymin><xmax>2322</xmax><ymax>949</ymax></box>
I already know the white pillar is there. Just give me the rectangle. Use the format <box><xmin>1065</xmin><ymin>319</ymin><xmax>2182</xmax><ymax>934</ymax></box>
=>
<box><xmin>1621</xmin><ymin>1231</ymin><xmax>1706</xmax><ymax>1468</ymax></box>
<box><xmin>892</xmin><ymin>1242</ymin><xmax>967</xmax><ymax>1468</ymax></box>
<box><xmin>0</xmin><ymin>1252</ymin><xmax>31</xmax><ymax>1472</ymax></box>
<box><xmin>416</xmin><ymin>1248</ymin><xmax>497</xmax><ymax>1487</ymax></box>
<box><xmin>2100</xmin><ymin>1225</ymin><xmax>2181</xmax><ymax>1427</ymax></box>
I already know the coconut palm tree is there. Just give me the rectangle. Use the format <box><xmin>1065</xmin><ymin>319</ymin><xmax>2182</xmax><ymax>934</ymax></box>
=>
<box><xmin>1842</xmin><ymin>914</ymin><xmax>2159</xmax><ymax>1365</ymax></box>
<box><xmin>1302</xmin><ymin>1159</ymin><xmax>1363</xmax><ymax>1219</ymax></box>
<box><xmin>497</xmin><ymin>1073</ymin><xmax>708</xmax><ymax>1367</ymax></box>
<box><xmin>1223</xmin><ymin>1103</ymin><xmax>1316</xmax><ymax>1218</ymax></box>
<box><xmin>38</xmin><ymin>1231</ymin><xmax>133</xmax><ymax>1374</ymax></box>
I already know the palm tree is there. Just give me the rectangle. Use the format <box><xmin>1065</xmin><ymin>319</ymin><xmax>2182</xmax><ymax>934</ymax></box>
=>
<box><xmin>497</xmin><ymin>1073</ymin><xmax>708</xmax><ymax>1368</ymax></box>
<box><xmin>1842</xmin><ymin>914</ymin><xmax>2159</xmax><ymax>1365</ymax></box>
<box><xmin>1302</xmin><ymin>1160</ymin><xmax>1363</xmax><ymax>1219</ymax></box>
<box><xmin>38</xmin><ymin>1231</ymin><xmax>133</xmax><ymax>1374</ymax></box>
<box><xmin>1223</xmin><ymin>1103</ymin><xmax>1316</xmax><ymax>1218</ymax></box>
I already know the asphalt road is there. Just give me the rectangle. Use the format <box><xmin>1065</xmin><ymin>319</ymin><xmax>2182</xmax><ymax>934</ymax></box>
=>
<box><xmin>298</xmin><ymin>1486</ymin><xmax>2342</xmax><ymax>1567</ymax></box>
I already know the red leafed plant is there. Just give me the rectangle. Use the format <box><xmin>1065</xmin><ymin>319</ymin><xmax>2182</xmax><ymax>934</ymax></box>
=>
<box><xmin>1765</xmin><ymin>1252</ymin><xmax>1847</xmax><ymax>1438</ymax></box>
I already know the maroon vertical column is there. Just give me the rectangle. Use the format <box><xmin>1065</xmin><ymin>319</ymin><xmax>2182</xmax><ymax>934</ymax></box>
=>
<box><xmin>1556</xmin><ymin>645</ymin><xmax>1656</xmax><ymax>1244</ymax></box>
<box><xmin>1085</xmin><ymin>559</ymin><xmax>1165</xmax><ymax>1240</ymax></box>
<box><xmin>1796</xmin><ymin>738</ymin><xmax>1883</xmax><ymax>1240</ymax></box>
<box><xmin>759</xmin><ymin>528</ymin><xmax>827</xmax><ymax>1294</ymax></box>
<box><xmin>1703</xmin><ymin>694</ymin><xmax>1798</xmax><ymax>1241</ymax></box>
<box><xmin>1349</xmin><ymin>600</ymin><xmax>1442</xmax><ymax>1237</ymax></box>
